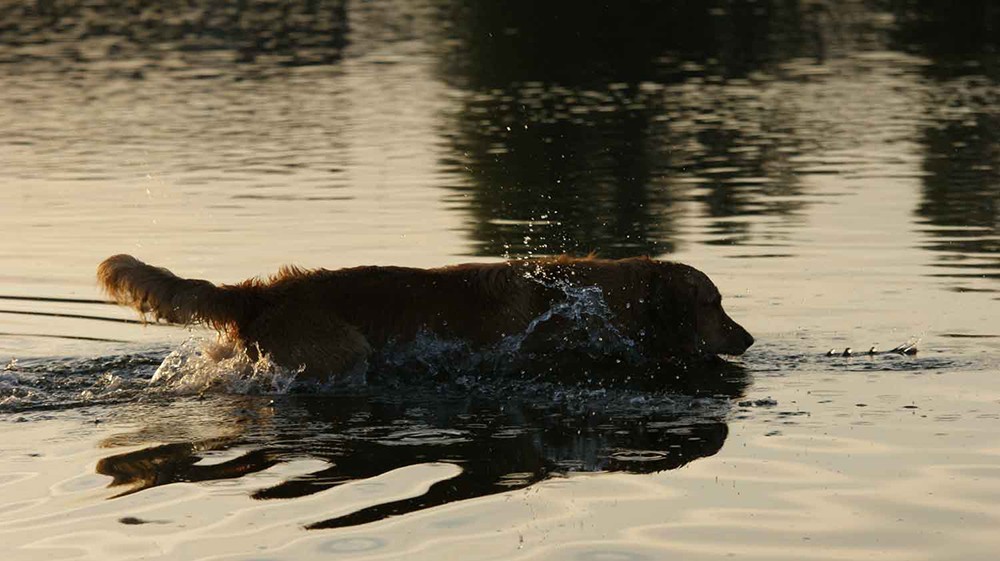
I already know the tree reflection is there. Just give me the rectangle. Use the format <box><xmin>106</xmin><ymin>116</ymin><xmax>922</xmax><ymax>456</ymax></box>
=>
<box><xmin>436</xmin><ymin>0</ymin><xmax>828</xmax><ymax>257</ymax></box>
<box><xmin>890</xmin><ymin>0</ymin><xmax>1000</xmax><ymax>285</ymax></box>
<box><xmin>890</xmin><ymin>0</ymin><xmax>1000</xmax><ymax>78</ymax></box>
<box><xmin>917</xmin><ymin>112</ymin><xmax>999</xmax><ymax>275</ymax></box>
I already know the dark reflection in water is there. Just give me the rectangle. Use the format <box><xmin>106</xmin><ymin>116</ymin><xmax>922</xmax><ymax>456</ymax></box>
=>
<box><xmin>438</xmin><ymin>0</ymin><xmax>838</xmax><ymax>86</ymax></box>
<box><xmin>436</xmin><ymin>0</ymin><xmax>844</xmax><ymax>256</ymax></box>
<box><xmin>1</xmin><ymin>0</ymin><xmax>348</xmax><ymax>66</ymax></box>
<box><xmin>889</xmin><ymin>0</ymin><xmax>1000</xmax><ymax>76</ymax></box>
<box><xmin>97</xmin><ymin>365</ymin><xmax>747</xmax><ymax>529</ymax></box>
<box><xmin>916</xmin><ymin>107</ymin><xmax>999</xmax><ymax>282</ymax></box>
<box><xmin>98</xmin><ymin>442</ymin><xmax>280</xmax><ymax>497</ymax></box>
<box><xmin>888</xmin><ymin>2</ymin><xmax>1000</xmax><ymax>285</ymax></box>
<box><xmin>442</xmin><ymin>87</ymin><xmax>682</xmax><ymax>257</ymax></box>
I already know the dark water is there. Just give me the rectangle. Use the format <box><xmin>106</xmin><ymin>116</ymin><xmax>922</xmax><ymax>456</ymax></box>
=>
<box><xmin>1</xmin><ymin>2</ymin><xmax>999</xmax><ymax>559</ymax></box>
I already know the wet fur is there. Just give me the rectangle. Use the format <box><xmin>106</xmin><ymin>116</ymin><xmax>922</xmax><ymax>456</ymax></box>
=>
<box><xmin>98</xmin><ymin>254</ymin><xmax>753</xmax><ymax>381</ymax></box>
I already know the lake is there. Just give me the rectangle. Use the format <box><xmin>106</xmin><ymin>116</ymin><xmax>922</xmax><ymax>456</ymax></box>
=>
<box><xmin>2</xmin><ymin>1</ymin><xmax>999</xmax><ymax>559</ymax></box>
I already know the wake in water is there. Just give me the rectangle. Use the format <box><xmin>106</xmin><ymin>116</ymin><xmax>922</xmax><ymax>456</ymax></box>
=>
<box><xmin>1</xmin><ymin>351</ymin><xmax>165</xmax><ymax>411</ymax></box>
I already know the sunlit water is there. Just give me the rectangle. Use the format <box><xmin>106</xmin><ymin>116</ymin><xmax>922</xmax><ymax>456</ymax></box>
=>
<box><xmin>2</xmin><ymin>1</ymin><xmax>999</xmax><ymax>559</ymax></box>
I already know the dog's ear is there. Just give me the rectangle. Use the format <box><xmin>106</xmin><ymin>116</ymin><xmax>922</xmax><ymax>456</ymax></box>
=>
<box><xmin>645</xmin><ymin>264</ymin><xmax>700</xmax><ymax>353</ymax></box>
<box><xmin>658</xmin><ymin>265</ymin><xmax>702</xmax><ymax>308</ymax></box>
<box><xmin>680</xmin><ymin>267</ymin><xmax>714</xmax><ymax>301</ymax></box>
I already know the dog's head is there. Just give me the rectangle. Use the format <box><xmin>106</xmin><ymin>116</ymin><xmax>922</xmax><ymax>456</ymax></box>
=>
<box><xmin>654</xmin><ymin>263</ymin><xmax>754</xmax><ymax>357</ymax></box>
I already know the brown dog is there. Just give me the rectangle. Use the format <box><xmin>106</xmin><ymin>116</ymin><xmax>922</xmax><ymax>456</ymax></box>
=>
<box><xmin>98</xmin><ymin>254</ymin><xmax>753</xmax><ymax>381</ymax></box>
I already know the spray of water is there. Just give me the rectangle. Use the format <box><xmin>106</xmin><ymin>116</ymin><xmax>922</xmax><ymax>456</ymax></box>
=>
<box><xmin>150</xmin><ymin>339</ymin><xmax>301</xmax><ymax>395</ymax></box>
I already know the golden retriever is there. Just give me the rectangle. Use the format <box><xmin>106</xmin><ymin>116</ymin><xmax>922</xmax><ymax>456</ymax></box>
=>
<box><xmin>98</xmin><ymin>254</ymin><xmax>753</xmax><ymax>381</ymax></box>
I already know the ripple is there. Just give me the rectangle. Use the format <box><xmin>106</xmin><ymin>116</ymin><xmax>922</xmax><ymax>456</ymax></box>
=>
<box><xmin>316</xmin><ymin>537</ymin><xmax>387</xmax><ymax>554</ymax></box>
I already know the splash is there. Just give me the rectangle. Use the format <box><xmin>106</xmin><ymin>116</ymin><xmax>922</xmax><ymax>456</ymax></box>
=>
<box><xmin>149</xmin><ymin>339</ymin><xmax>301</xmax><ymax>395</ymax></box>
<box><xmin>501</xmin><ymin>278</ymin><xmax>639</xmax><ymax>358</ymax></box>
<box><xmin>370</xmin><ymin>278</ymin><xmax>645</xmax><ymax>388</ymax></box>
<box><xmin>0</xmin><ymin>368</ymin><xmax>45</xmax><ymax>410</ymax></box>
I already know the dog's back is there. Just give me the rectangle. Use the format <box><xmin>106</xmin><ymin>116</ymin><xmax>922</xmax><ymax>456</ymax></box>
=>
<box><xmin>98</xmin><ymin>256</ymin><xmax>551</xmax><ymax>376</ymax></box>
<box><xmin>262</xmin><ymin>262</ymin><xmax>549</xmax><ymax>346</ymax></box>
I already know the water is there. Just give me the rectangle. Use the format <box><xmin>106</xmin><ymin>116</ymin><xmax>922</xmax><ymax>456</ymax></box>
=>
<box><xmin>2</xmin><ymin>0</ymin><xmax>999</xmax><ymax>559</ymax></box>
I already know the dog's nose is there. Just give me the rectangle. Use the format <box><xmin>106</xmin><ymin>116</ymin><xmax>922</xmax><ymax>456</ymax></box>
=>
<box><xmin>726</xmin><ymin>324</ymin><xmax>754</xmax><ymax>355</ymax></box>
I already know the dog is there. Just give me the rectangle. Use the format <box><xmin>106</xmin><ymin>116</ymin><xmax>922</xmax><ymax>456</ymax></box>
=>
<box><xmin>98</xmin><ymin>254</ymin><xmax>753</xmax><ymax>382</ymax></box>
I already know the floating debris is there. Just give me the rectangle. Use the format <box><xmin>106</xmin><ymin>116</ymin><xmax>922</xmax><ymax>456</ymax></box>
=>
<box><xmin>822</xmin><ymin>339</ymin><xmax>919</xmax><ymax>357</ymax></box>
<box><xmin>738</xmin><ymin>397</ymin><xmax>778</xmax><ymax>407</ymax></box>
<box><xmin>888</xmin><ymin>340</ymin><xmax>919</xmax><ymax>355</ymax></box>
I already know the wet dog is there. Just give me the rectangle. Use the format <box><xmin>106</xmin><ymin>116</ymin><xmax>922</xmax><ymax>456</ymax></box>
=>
<box><xmin>98</xmin><ymin>254</ymin><xmax>753</xmax><ymax>381</ymax></box>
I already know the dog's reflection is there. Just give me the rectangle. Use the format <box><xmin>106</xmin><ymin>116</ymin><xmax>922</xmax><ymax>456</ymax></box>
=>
<box><xmin>97</xmin><ymin>364</ymin><xmax>748</xmax><ymax>529</ymax></box>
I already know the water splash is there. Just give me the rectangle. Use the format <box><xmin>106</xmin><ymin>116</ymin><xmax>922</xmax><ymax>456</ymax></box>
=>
<box><xmin>371</xmin><ymin>278</ymin><xmax>645</xmax><ymax>388</ymax></box>
<box><xmin>0</xmin><ymin>369</ymin><xmax>46</xmax><ymax>410</ymax></box>
<box><xmin>501</xmin><ymin>278</ymin><xmax>639</xmax><ymax>358</ymax></box>
<box><xmin>150</xmin><ymin>339</ymin><xmax>301</xmax><ymax>395</ymax></box>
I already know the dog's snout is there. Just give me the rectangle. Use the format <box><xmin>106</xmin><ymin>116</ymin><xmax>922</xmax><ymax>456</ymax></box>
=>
<box><xmin>721</xmin><ymin>321</ymin><xmax>754</xmax><ymax>356</ymax></box>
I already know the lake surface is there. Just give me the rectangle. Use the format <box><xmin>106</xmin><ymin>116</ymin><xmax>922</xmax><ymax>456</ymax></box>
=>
<box><xmin>2</xmin><ymin>1</ymin><xmax>999</xmax><ymax>559</ymax></box>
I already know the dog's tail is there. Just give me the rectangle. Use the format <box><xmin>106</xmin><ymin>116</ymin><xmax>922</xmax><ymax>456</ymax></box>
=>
<box><xmin>98</xmin><ymin>254</ymin><xmax>253</xmax><ymax>334</ymax></box>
